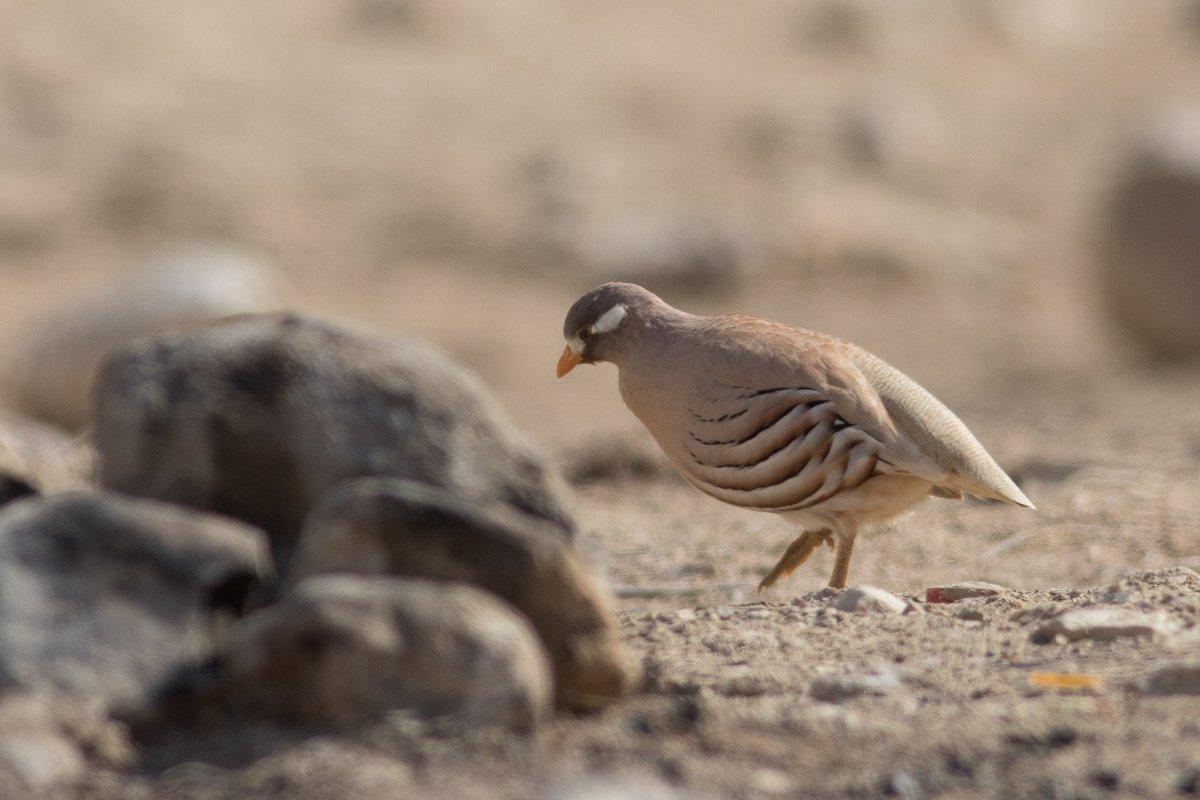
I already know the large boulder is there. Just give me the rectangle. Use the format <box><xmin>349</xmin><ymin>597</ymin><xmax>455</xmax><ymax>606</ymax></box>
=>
<box><xmin>287</xmin><ymin>478</ymin><xmax>634</xmax><ymax>711</ymax></box>
<box><xmin>139</xmin><ymin>575</ymin><xmax>552</xmax><ymax>732</ymax></box>
<box><xmin>0</xmin><ymin>492</ymin><xmax>271</xmax><ymax>708</ymax></box>
<box><xmin>91</xmin><ymin>313</ymin><xmax>575</xmax><ymax>568</ymax></box>
<box><xmin>6</xmin><ymin>244</ymin><xmax>285</xmax><ymax>430</ymax></box>
<box><xmin>0</xmin><ymin>411</ymin><xmax>91</xmax><ymax>504</ymax></box>
<box><xmin>1099</xmin><ymin>109</ymin><xmax>1200</xmax><ymax>358</ymax></box>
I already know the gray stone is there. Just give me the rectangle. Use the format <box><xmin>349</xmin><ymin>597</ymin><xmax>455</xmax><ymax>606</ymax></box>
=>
<box><xmin>287</xmin><ymin>478</ymin><xmax>634</xmax><ymax>712</ymax></box>
<box><xmin>1031</xmin><ymin>608</ymin><xmax>1172</xmax><ymax>644</ymax></box>
<box><xmin>810</xmin><ymin>665</ymin><xmax>903</xmax><ymax>703</ymax></box>
<box><xmin>0</xmin><ymin>492</ymin><xmax>271</xmax><ymax>706</ymax></box>
<box><xmin>1099</xmin><ymin>109</ymin><xmax>1200</xmax><ymax>358</ymax></box>
<box><xmin>8</xmin><ymin>244</ymin><xmax>285</xmax><ymax>430</ymax></box>
<box><xmin>560</xmin><ymin>433</ymin><xmax>672</xmax><ymax>486</ymax></box>
<box><xmin>925</xmin><ymin>581</ymin><xmax>1008</xmax><ymax>603</ymax></box>
<box><xmin>830</xmin><ymin>585</ymin><xmax>908</xmax><ymax>614</ymax></box>
<box><xmin>1142</xmin><ymin>663</ymin><xmax>1200</xmax><ymax>695</ymax></box>
<box><xmin>92</xmin><ymin>313</ymin><xmax>575</xmax><ymax>568</ymax></box>
<box><xmin>143</xmin><ymin>575</ymin><xmax>552</xmax><ymax>731</ymax></box>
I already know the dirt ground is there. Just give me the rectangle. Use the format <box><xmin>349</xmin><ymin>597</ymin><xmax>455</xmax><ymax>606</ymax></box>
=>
<box><xmin>3</xmin><ymin>1</ymin><xmax>1200</xmax><ymax>798</ymax></box>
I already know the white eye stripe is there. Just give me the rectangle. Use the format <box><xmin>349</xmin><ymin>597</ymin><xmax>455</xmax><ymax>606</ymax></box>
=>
<box><xmin>591</xmin><ymin>304</ymin><xmax>627</xmax><ymax>334</ymax></box>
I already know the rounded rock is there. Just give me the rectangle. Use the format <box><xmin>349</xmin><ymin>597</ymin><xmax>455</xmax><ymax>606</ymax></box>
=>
<box><xmin>287</xmin><ymin>478</ymin><xmax>634</xmax><ymax>712</ymax></box>
<box><xmin>7</xmin><ymin>244</ymin><xmax>285</xmax><ymax>430</ymax></box>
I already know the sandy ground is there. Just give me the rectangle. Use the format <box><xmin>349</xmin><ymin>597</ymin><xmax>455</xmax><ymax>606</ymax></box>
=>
<box><xmin>3</xmin><ymin>1</ymin><xmax>1200</xmax><ymax>798</ymax></box>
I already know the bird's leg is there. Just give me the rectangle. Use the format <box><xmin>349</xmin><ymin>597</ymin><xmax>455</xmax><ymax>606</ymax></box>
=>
<box><xmin>757</xmin><ymin>528</ymin><xmax>834</xmax><ymax>591</ymax></box>
<box><xmin>827</xmin><ymin>528</ymin><xmax>858</xmax><ymax>589</ymax></box>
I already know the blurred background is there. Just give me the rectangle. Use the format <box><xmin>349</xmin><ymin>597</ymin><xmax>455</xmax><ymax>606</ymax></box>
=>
<box><xmin>1</xmin><ymin>0</ymin><xmax>1199</xmax><ymax>471</ymax></box>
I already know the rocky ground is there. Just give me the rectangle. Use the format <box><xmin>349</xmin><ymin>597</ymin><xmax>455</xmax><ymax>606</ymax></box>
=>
<box><xmin>1</xmin><ymin>2</ymin><xmax>1199</xmax><ymax>799</ymax></box>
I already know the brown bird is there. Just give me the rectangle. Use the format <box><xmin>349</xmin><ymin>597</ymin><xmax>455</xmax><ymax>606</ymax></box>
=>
<box><xmin>556</xmin><ymin>283</ymin><xmax>1033</xmax><ymax>591</ymax></box>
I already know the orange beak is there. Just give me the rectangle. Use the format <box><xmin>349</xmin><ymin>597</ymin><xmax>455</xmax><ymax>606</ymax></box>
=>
<box><xmin>556</xmin><ymin>346</ymin><xmax>582</xmax><ymax>378</ymax></box>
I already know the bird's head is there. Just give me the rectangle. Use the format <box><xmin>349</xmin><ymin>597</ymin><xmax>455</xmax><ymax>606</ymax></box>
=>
<box><xmin>557</xmin><ymin>282</ymin><xmax>662</xmax><ymax>377</ymax></box>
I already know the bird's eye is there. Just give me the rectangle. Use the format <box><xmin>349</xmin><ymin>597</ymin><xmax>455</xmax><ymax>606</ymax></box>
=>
<box><xmin>578</xmin><ymin>328</ymin><xmax>591</xmax><ymax>342</ymax></box>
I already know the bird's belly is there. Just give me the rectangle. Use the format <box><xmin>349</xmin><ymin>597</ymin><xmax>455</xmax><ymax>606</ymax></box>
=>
<box><xmin>778</xmin><ymin>473</ymin><xmax>932</xmax><ymax>525</ymax></box>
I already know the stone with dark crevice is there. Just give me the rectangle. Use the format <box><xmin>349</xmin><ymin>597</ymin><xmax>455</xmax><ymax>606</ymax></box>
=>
<box><xmin>0</xmin><ymin>492</ymin><xmax>271</xmax><ymax>708</ymax></box>
<box><xmin>287</xmin><ymin>478</ymin><xmax>635</xmax><ymax>712</ymax></box>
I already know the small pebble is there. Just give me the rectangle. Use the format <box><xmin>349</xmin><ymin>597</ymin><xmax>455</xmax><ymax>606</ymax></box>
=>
<box><xmin>747</xmin><ymin>609</ymin><xmax>771</xmax><ymax>620</ymax></box>
<box><xmin>715</xmin><ymin>606</ymin><xmax>734</xmax><ymax>620</ymax></box>
<box><xmin>810</xmin><ymin>665</ymin><xmax>902</xmax><ymax>702</ymax></box>
<box><xmin>815</xmin><ymin>608</ymin><xmax>840</xmax><ymax>628</ymax></box>
<box><xmin>750</xmin><ymin>768</ymin><xmax>794</xmax><ymax>794</ymax></box>
<box><xmin>831</xmin><ymin>586</ymin><xmax>907</xmax><ymax>614</ymax></box>
<box><xmin>885</xmin><ymin>771</ymin><xmax>920</xmax><ymax>799</ymax></box>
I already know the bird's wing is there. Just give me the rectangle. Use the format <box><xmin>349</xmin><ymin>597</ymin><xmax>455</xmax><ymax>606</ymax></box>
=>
<box><xmin>667</xmin><ymin>317</ymin><xmax>906</xmax><ymax>511</ymax></box>
<box><xmin>846</xmin><ymin>348</ymin><xmax>1033</xmax><ymax>507</ymax></box>
<box><xmin>680</xmin><ymin>383</ymin><xmax>885</xmax><ymax>511</ymax></box>
<box><xmin>673</xmin><ymin>316</ymin><xmax>1030</xmax><ymax>510</ymax></box>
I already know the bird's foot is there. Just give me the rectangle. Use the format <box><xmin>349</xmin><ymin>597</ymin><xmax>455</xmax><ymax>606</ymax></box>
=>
<box><xmin>757</xmin><ymin>529</ymin><xmax>835</xmax><ymax>592</ymax></box>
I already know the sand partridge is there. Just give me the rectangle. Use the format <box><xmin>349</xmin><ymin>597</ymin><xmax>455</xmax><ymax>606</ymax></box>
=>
<box><xmin>556</xmin><ymin>282</ymin><xmax>1033</xmax><ymax>590</ymax></box>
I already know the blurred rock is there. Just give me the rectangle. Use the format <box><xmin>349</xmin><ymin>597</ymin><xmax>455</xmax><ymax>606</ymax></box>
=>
<box><xmin>1141</xmin><ymin>663</ymin><xmax>1200</xmax><ymax>696</ymax></box>
<box><xmin>925</xmin><ymin>581</ymin><xmax>1007</xmax><ymax>603</ymax></box>
<box><xmin>794</xmin><ymin>183</ymin><xmax>1024</xmax><ymax>287</ymax></box>
<box><xmin>579</xmin><ymin>215</ymin><xmax>747</xmax><ymax>297</ymax></box>
<box><xmin>8</xmin><ymin>244</ymin><xmax>284</xmax><ymax>430</ymax></box>
<box><xmin>831</xmin><ymin>586</ymin><xmax>908</xmax><ymax>614</ymax></box>
<box><xmin>350</xmin><ymin>0</ymin><xmax>418</xmax><ymax>32</ymax></box>
<box><xmin>0</xmin><ymin>411</ymin><xmax>90</xmax><ymax>504</ymax></box>
<box><xmin>810</xmin><ymin>665</ymin><xmax>903</xmax><ymax>702</ymax></box>
<box><xmin>521</xmin><ymin>194</ymin><xmax>748</xmax><ymax>298</ymax></box>
<box><xmin>94</xmin><ymin>143</ymin><xmax>239</xmax><ymax>239</ymax></box>
<box><xmin>1187</xmin><ymin>0</ymin><xmax>1200</xmax><ymax>37</ymax></box>
<box><xmin>560</xmin><ymin>433</ymin><xmax>673</xmax><ymax>486</ymax></box>
<box><xmin>979</xmin><ymin>0</ymin><xmax>1110</xmax><ymax>51</ymax></box>
<box><xmin>0</xmin><ymin>492</ymin><xmax>271</xmax><ymax>707</ymax></box>
<box><xmin>141</xmin><ymin>575</ymin><xmax>552</xmax><ymax>732</ymax></box>
<box><xmin>171</xmin><ymin>740</ymin><xmax>414</xmax><ymax>800</ymax></box>
<box><xmin>92</xmin><ymin>313</ymin><xmax>575</xmax><ymax>568</ymax></box>
<box><xmin>1031</xmin><ymin>608</ymin><xmax>1172</xmax><ymax>644</ymax></box>
<box><xmin>288</xmin><ymin>479</ymin><xmax>634</xmax><ymax>711</ymax></box>
<box><xmin>840</xmin><ymin>85</ymin><xmax>950</xmax><ymax>179</ymax></box>
<box><xmin>1100</xmin><ymin>110</ymin><xmax>1200</xmax><ymax>358</ymax></box>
